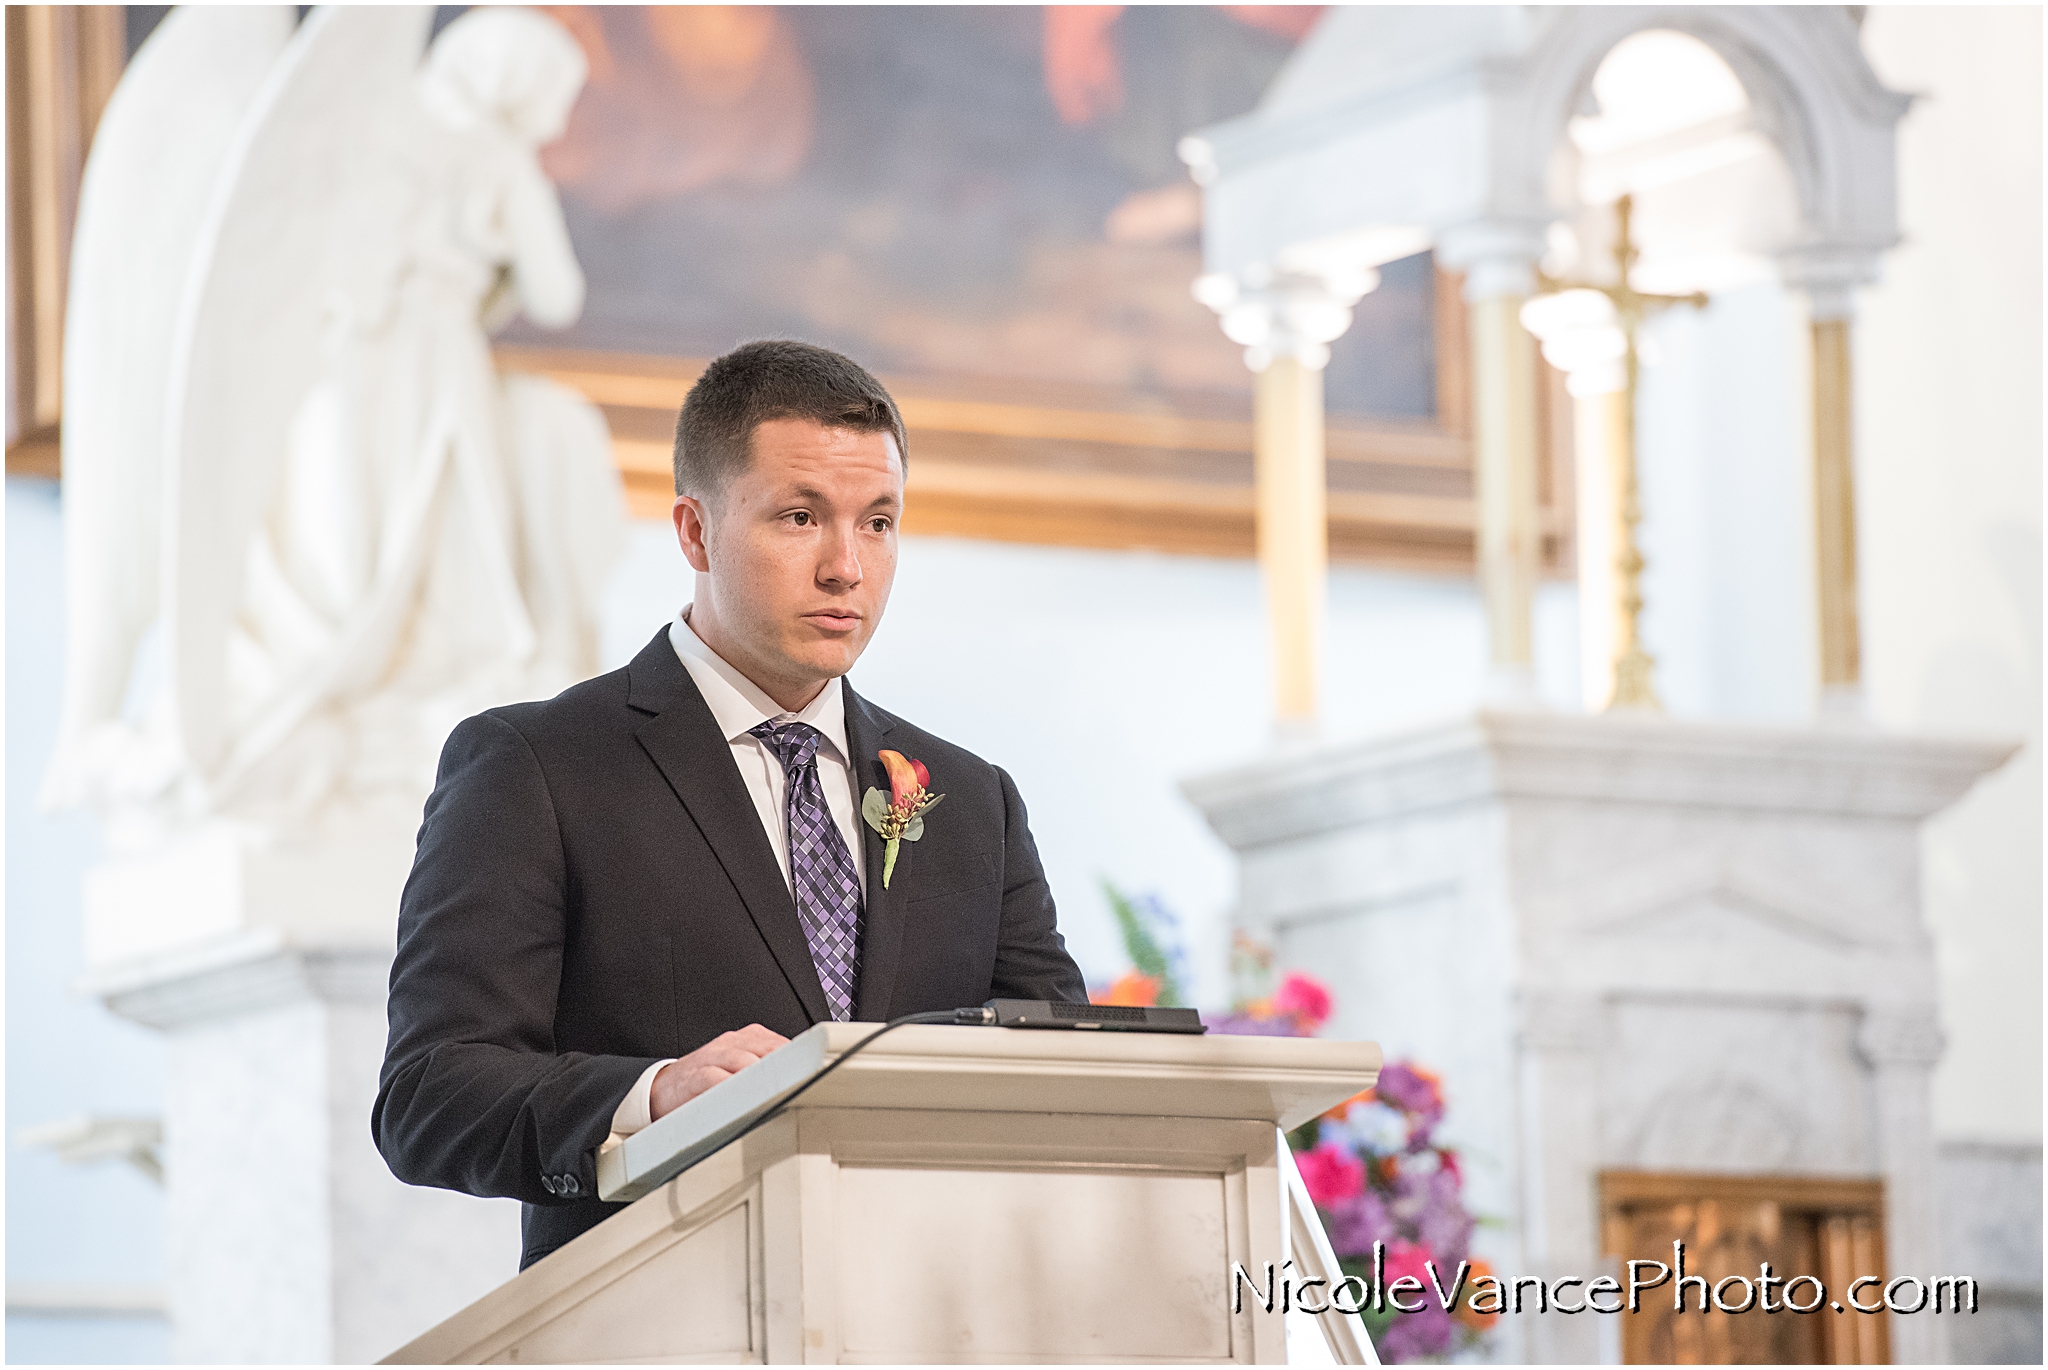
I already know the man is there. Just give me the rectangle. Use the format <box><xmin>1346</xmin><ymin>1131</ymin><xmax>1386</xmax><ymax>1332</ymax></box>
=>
<box><xmin>373</xmin><ymin>341</ymin><xmax>1088</xmax><ymax>1271</ymax></box>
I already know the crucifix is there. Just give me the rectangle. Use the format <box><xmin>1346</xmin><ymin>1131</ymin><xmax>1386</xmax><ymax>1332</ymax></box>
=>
<box><xmin>1535</xmin><ymin>194</ymin><xmax>1707</xmax><ymax>711</ymax></box>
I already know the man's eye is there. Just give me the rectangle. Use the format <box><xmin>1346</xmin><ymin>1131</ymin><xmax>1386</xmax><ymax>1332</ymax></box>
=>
<box><xmin>869</xmin><ymin>517</ymin><xmax>892</xmax><ymax>533</ymax></box>
<box><xmin>788</xmin><ymin>511</ymin><xmax>812</xmax><ymax>526</ymax></box>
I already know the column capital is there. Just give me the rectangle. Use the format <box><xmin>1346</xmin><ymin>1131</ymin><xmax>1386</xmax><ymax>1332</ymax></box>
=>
<box><xmin>1434</xmin><ymin>218</ymin><xmax>1551</xmax><ymax>301</ymax></box>
<box><xmin>1192</xmin><ymin>266</ymin><xmax>1374</xmax><ymax>371</ymax></box>
<box><xmin>94</xmin><ymin>940</ymin><xmax>391</xmax><ymax>1030</ymax></box>
<box><xmin>1778</xmin><ymin>245</ymin><xmax>1884</xmax><ymax>323</ymax></box>
<box><xmin>1519</xmin><ymin>288</ymin><xmax>1626</xmax><ymax>397</ymax></box>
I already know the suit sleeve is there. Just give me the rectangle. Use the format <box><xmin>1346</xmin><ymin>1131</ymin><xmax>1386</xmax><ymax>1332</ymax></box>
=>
<box><xmin>988</xmin><ymin>764</ymin><xmax>1090</xmax><ymax>1003</ymax></box>
<box><xmin>372</xmin><ymin>711</ymin><xmax>660</xmax><ymax>1205</ymax></box>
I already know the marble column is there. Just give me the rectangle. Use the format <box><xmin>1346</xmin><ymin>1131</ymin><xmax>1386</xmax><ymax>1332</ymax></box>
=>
<box><xmin>1255</xmin><ymin>353</ymin><xmax>1326</xmax><ymax>733</ymax></box>
<box><xmin>1515</xmin><ymin>991</ymin><xmax>1609</xmax><ymax>1365</ymax></box>
<box><xmin>1437</xmin><ymin>222</ymin><xmax>1551</xmax><ymax>705</ymax></box>
<box><xmin>1858</xmin><ymin>1007</ymin><xmax>1952</xmax><ymax>1364</ymax></box>
<box><xmin>1195</xmin><ymin>267</ymin><xmax>1371</xmax><ymax>738</ymax></box>
<box><xmin>1518</xmin><ymin>289</ymin><xmax>1629</xmax><ymax>713</ymax></box>
<box><xmin>81</xmin><ymin>821</ymin><xmax>520</xmax><ymax>1362</ymax></box>
<box><xmin>1574</xmin><ymin>389</ymin><xmax>1630</xmax><ymax>711</ymax></box>
<box><xmin>1781</xmin><ymin>249</ymin><xmax>1881</xmax><ymax>719</ymax></box>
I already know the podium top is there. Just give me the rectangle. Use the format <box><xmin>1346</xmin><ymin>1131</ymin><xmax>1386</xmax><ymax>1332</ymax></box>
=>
<box><xmin>599</xmin><ymin>1021</ymin><xmax>1381</xmax><ymax>1203</ymax></box>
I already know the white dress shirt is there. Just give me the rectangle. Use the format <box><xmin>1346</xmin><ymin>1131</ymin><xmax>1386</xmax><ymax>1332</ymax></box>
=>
<box><xmin>605</xmin><ymin>607</ymin><xmax>869</xmax><ymax>1147</ymax></box>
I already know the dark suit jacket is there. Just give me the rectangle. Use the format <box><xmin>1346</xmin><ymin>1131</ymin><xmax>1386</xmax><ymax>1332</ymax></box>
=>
<box><xmin>373</xmin><ymin>626</ymin><xmax>1088</xmax><ymax>1269</ymax></box>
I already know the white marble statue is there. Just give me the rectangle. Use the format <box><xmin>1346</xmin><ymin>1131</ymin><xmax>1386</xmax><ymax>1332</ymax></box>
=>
<box><xmin>45</xmin><ymin>5</ymin><xmax>624</xmax><ymax>848</ymax></box>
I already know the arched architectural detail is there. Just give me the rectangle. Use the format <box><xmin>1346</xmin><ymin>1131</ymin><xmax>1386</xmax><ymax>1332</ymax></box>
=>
<box><xmin>1516</xmin><ymin>7</ymin><xmax>1910</xmax><ymax>266</ymax></box>
<box><xmin>1184</xmin><ymin>5</ymin><xmax>1909</xmax><ymax>282</ymax></box>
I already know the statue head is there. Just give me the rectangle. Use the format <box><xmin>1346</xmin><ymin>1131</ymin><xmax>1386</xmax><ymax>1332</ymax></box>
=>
<box><xmin>419</xmin><ymin>8</ymin><xmax>587</xmax><ymax>146</ymax></box>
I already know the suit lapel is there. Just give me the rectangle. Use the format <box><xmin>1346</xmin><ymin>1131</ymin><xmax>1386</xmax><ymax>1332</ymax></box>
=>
<box><xmin>627</xmin><ymin>631</ymin><xmax>830</xmax><ymax>1026</ymax></box>
<box><xmin>843</xmin><ymin>681</ymin><xmax>907</xmax><ymax>1022</ymax></box>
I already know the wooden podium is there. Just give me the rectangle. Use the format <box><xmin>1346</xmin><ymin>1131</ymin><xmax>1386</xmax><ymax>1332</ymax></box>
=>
<box><xmin>386</xmin><ymin>1023</ymin><xmax>1381</xmax><ymax>1365</ymax></box>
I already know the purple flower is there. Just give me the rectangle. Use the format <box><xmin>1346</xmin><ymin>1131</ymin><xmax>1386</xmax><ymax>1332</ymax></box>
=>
<box><xmin>1388</xmin><ymin>1167</ymin><xmax>1437</xmax><ymax>1224</ymax></box>
<box><xmin>1323</xmin><ymin>1189</ymin><xmax>1391</xmax><ymax>1260</ymax></box>
<box><xmin>1374</xmin><ymin>1062</ymin><xmax>1446</xmax><ymax>1144</ymax></box>
<box><xmin>1377</xmin><ymin>1300</ymin><xmax>1457</xmax><ymax>1363</ymax></box>
<box><xmin>1374</xmin><ymin>1063</ymin><xmax>1440</xmax><ymax>1114</ymax></box>
<box><xmin>1378</xmin><ymin>1166</ymin><xmax>1472</xmax><ymax>1267</ymax></box>
<box><xmin>1416</xmin><ymin>1199</ymin><xmax>1474</xmax><ymax>1269</ymax></box>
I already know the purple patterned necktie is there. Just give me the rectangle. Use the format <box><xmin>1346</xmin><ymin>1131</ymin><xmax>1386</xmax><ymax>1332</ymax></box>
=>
<box><xmin>749</xmin><ymin>720</ymin><xmax>863</xmax><ymax>1021</ymax></box>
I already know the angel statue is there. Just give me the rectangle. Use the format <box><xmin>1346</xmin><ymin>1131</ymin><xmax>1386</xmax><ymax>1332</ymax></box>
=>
<box><xmin>44</xmin><ymin>6</ymin><xmax>625</xmax><ymax>850</ymax></box>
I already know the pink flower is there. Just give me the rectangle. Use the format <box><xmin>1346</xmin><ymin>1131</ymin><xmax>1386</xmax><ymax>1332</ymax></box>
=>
<box><xmin>1272</xmin><ymin>971</ymin><xmax>1332</xmax><ymax>1032</ymax></box>
<box><xmin>1294</xmin><ymin>1142</ymin><xmax>1364</xmax><ymax>1208</ymax></box>
<box><xmin>1384</xmin><ymin>1238</ymin><xmax>1437</xmax><ymax>1290</ymax></box>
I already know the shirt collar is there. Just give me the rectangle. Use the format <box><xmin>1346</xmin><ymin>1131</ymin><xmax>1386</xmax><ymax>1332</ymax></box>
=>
<box><xmin>669</xmin><ymin>608</ymin><xmax>848</xmax><ymax>762</ymax></box>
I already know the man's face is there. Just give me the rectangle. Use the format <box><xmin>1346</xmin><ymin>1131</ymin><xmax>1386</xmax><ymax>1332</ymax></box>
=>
<box><xmin>673</xmin><ymin>417</ymin><xmax>903</xmax><ymax>710</ymax></box>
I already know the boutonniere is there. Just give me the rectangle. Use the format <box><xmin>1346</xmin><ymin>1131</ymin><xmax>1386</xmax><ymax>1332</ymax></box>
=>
<box><xmin>862</xmin><ymin>749</ymin><xmax>944</xmax><ymax>889</ymax></box>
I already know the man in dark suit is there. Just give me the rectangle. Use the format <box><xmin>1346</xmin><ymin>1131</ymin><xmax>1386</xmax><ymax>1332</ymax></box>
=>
<box><xmin>373</xmin><ymin>341</ymin><xmax>1088</xmax><ymax>1270</ymax></box>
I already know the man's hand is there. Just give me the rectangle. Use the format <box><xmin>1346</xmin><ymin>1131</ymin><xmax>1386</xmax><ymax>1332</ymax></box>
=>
<box><xmin>649</xmin><ymin>1024</ymin><xmax>790</xmax><ymax>1122</ymax></box>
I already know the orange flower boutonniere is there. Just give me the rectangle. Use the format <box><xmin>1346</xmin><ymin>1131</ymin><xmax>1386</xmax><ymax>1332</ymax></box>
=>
<box><xmin>861</xmin><ymin>749</ymin><xmax>944</xmax><ymax>889</ymax></box>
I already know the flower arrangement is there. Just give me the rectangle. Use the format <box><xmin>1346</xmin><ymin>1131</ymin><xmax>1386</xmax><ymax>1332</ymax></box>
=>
<box><xmin>1096</xmin><ymin>906</ymin><xmax>1495</xmax><ymax>1364</ymax></box>
<box><xmin>1290</xmin><ymin>1061</ymin><xmax>1499</xmax><ymax>1361</ymax></box>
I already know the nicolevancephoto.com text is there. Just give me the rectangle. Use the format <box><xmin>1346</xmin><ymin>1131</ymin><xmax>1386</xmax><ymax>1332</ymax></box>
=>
<box><xmin>1234</xmin><ymin>1240</ymin><xmax>1984</xmax><ymax>1320</ymax></box>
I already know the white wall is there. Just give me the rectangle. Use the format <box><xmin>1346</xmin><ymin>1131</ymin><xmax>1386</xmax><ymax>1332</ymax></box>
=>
<box><xmin>1635</xmin><ymin>280</ymin><xmax>1819</xmax><ymax>723</ymax></box>
<box><xmin>601</xmin><ymin>525</ymin><xmax>1583</xmax><ymax>1007</ymax></box>
<box><xmin>5</xmin><ymin>478</ymin><xmax>172</xmax><ymax>1363</ymax></box>
<box><xmin>1858</xmin><ymin>5</ymin><xmax>2043</xmax><ymax>1145</ymax></box>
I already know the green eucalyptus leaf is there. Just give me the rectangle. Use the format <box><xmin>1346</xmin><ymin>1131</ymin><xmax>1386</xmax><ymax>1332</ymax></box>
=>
<box><xmin>1102</xmin><ymin>879</ymin><xmax>1184</xmax><ymax>1007</ymax></box>
<box><xmin>918</xmin><ymin>792</ymin><xmax>946</xmax><ymax>815</ymax></box>
<box><xmin>901</xmin><ymin>815</ymin><xmax>925</xmax><ymax>842</ymax></box>
<box><xmin>861</xmin><ymin>787</ymin><xmax>890</xmax><ymax>829</ymax></box>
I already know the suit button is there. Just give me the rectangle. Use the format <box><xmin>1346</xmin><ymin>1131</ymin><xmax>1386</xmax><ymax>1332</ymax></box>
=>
<box><xmin>561</xmin><ymin>1175</ymin><xmax>580</xmax><ymax>1197</ymax></box>
<box><xmin>541</xmin><ymin>1176</ymin><xmax>557</xmax><ymax>1195</ymax></box>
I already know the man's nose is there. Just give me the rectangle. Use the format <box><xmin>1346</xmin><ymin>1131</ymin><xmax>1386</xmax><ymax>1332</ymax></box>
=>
<box><xmin>817</xmin><ymin>526</ymin><xmax>864</xmax><ymax>589</ymax></box>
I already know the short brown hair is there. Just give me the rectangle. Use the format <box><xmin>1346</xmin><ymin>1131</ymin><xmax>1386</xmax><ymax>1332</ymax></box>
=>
<box><xmin>673</xmin><ymin>340</ymin><xmax>908</xmax><ymax>499</ymax></box>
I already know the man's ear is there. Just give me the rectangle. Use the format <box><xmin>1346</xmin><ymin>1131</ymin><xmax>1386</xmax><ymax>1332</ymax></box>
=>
<box><xmin>674</xmin><ymin>494</ymin><xmax>714</xmax><ymax>574</ymax></box>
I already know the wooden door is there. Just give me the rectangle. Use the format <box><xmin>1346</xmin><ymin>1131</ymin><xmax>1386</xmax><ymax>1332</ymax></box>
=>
<box><xmin>1600</xmin><ymin>1171</ymin><xmax>1890</xmax><ymax>1365</ymax></box>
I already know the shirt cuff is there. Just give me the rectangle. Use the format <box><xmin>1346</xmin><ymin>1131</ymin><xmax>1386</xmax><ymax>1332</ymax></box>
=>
<box><xmin>607</xmin><ymin>1058</ymin><xmax>676</xmax><ymax>1143</ymax></box>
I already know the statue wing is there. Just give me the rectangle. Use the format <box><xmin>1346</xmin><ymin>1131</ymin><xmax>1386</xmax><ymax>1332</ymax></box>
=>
<box><xmin>45</xmin><ymin>6</ymin><xmax>296</xmax><ymax>808</ymax></box>
<box><xmin>159</xmin><ymin>5</ymin><xmax>436</xmax><ymax>783</ymax></box>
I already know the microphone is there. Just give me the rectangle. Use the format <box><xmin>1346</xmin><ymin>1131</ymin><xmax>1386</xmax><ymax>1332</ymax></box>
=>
<box><xmin>969</xmin><ymin>999</ymin><xmax>1208</xmax><ymax>1034</ymax></box>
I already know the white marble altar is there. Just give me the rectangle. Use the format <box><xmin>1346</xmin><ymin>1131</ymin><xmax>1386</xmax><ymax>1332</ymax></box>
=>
<box><xmin>1185</xmin><ymin>709</ymin><xmax>2012</xmax><ymax>1363</ymax></box>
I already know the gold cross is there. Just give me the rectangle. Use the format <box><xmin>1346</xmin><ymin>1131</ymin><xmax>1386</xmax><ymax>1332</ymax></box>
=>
<box><xmin>1536</xmin><ymin>195</ymin><xmax>1707</xmax><ymax>711</ymax></box>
